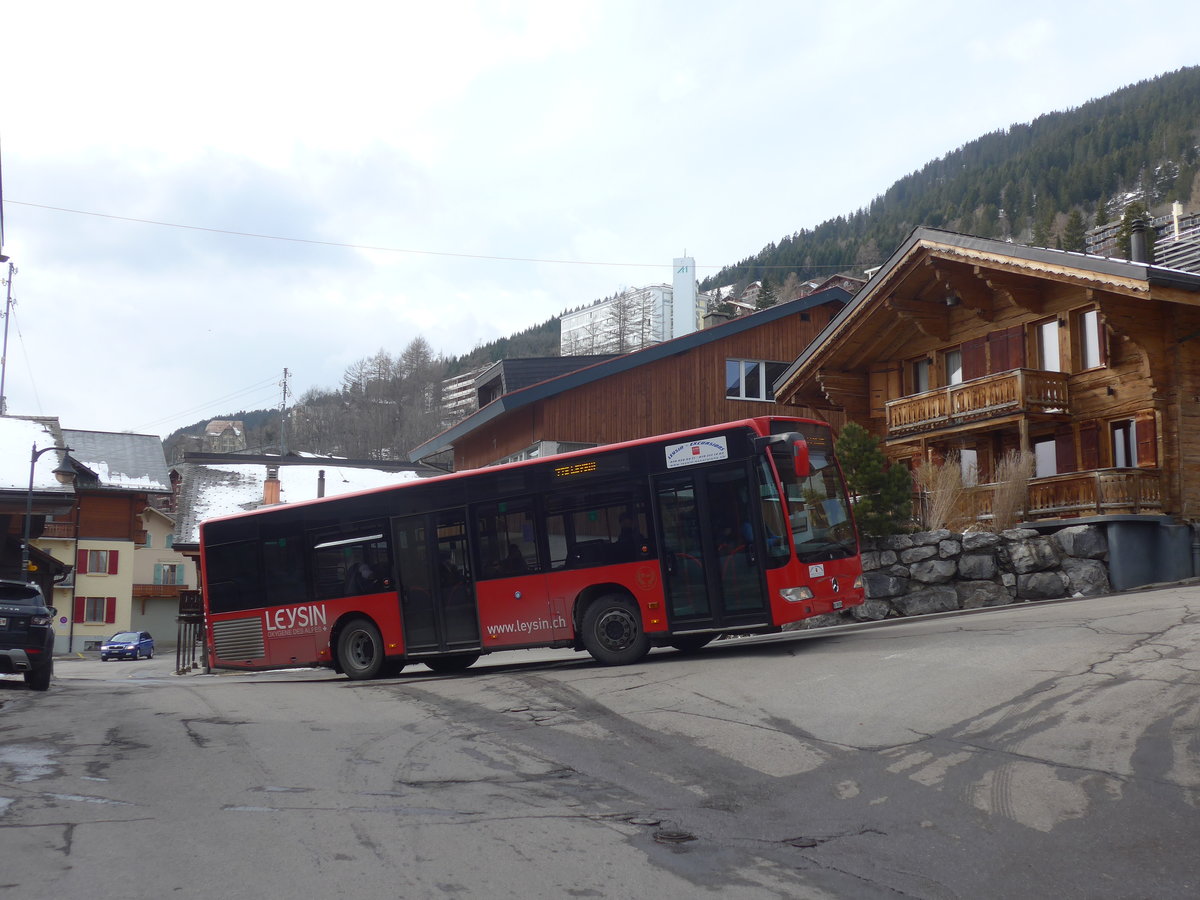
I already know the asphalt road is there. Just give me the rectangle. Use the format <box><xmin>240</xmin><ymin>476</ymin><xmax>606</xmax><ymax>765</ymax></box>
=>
<box><xmin>2</xmin><ymin>587</ymin><xmax>1198</xmax><ymax>899</ymax></box>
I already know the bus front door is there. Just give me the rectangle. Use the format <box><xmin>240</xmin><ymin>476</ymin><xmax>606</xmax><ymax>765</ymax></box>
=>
<box><xmin>392</xmin><ymin>512</ymin><xmax>481</xmax><ymax>656</ymax></box>
<box><xmin>655</xmin><ymin>464</ymin><xmax>769</xmax><ymax>630</ymax></box>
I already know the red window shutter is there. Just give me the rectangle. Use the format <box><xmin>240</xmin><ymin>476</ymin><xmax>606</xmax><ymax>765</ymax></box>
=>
<box><xmin>962</xmin><ymin>337</ymin><xmax>986</xmax><ymax>381</ymax></box>
<box><xmin>108</xmin><ymin>550</ymin><xmax>120</xmax><ymax>575</ymax></box>
<box><xmin>77</xmin><ymin>549</ymin><xmax>89</xmax><ymax>573</ymax></box>
<box><xmin>1079</xmin><ymin>422</ymin><xmax>1100</xmax><ymax>470</ymax></box>
<box><xmin>1055</xmin><ymin>425</ymin><xmax>1077</xmax><ymax>474</ymax></box>
<box><xmin>1007</xmin><ymin>324</ymin><xmax>1027</xmax><ymax>369</ymax></box>
<box><xmin>1136</xmin><ymin>414</ymin><xmax>1157</xmax><ymax>467</ymax></box>
<box><xmin>73</xmin><ymin>596</ymin><xmax>86</xmax><ymax>623</ymax></box>
<box><xmin>104</xmin><ymin>597</ymin><xmax>117</xmax><ymax>624</ymax></box>
<box><xmin>986</xmin><ymin>330</ymin><xmax>1008</xmax><ymax>374</ymax></box>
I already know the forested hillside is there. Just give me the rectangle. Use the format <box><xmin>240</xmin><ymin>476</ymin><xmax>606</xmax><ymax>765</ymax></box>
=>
<box><xmin>702</xmin><ymin>66</ymin><xmax>1200</xmax><ymax>293</ymax></box>
<box><xmin>172</xmin><ymin>66</ymin><xmax>1200</xmax><ymax>459</ymax></box>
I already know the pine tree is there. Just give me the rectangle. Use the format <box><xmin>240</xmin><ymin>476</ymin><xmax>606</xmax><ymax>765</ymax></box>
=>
<box><xmin>1062</xmin><ymin>210</ymin><xmax>1087</xmax><ymax>252</ymax></box>
<box><xmin>834</xmin><ymin>422</ymin><xmax>913</xmax><ymax>536</ymax></box>
<box><xmin>756</xmin><ymin>277</ymin><xmax>778</xmax><ymax>310</ymax></box>
<box><xmin>1094</xmin><ymin>196</ymin><xmax>1110</xmax><ymax>228</ymax></box>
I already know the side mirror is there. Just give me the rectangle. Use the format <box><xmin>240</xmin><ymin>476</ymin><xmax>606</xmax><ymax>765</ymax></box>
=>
<box><xmin>792</xmin><ymin>439</ymin><xmax>810</xmax><ymax>478</ymax></box>
<box><xmin>47</xmin><ymin>606</ymin><xmax>58</xmax><ymax>618</ymax></box>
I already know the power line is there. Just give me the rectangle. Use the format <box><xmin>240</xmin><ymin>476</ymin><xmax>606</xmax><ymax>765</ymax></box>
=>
<box><xmin>132</xmin><ymin>376</ymin><xmax>283</xmax><ymax>433</ymax></box>
<box><xmin>6</xmin><ymin>199</ymin><xmax>867</xmax><ymax>272</ymax></box>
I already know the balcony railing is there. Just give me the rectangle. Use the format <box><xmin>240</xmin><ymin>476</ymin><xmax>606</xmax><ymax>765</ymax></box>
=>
<box><xmin>133</xmin><ymin>583</ymin><xmax>188</xmax><ymax>600</ymax></box>
<box><xmin>961</xmin><ymin>468</ymin><xmax>1163</xmax><ymax>522</ymax></box>
<box><xmin>886</xmin><ymin>368</ymin><xmax>1070</xmax><ymax>436</ymax></box>
<box><xmin>40</xmin><ymin>522</ymin><xmax>76</xmax><ymax>539</ymax></box>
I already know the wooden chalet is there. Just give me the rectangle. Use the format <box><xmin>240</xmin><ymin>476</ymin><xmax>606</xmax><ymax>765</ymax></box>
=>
<box><xmin>409</xmin><ymin>287</ymin><xmax>854</xmax><ymax>469</ymax></box>
<box><xmin>773</xmin><ymin>227</ymin><xmax>1200</xmax><ymax>587</ymax></box>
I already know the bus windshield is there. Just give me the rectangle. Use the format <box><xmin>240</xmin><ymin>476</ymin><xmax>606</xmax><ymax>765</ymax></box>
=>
<box><xmin>770</xmin><ymin>428</ymin><xmax>857</xmax><ymax>563</ymax></box>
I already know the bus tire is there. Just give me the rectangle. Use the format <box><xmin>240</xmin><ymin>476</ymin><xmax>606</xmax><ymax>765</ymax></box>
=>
<box><xmin>581</xmin><ymin>595</ymin><xmax>650</xmax><ymax>666</ymax></box>
<box><xmin>668</xmin><ymin>634</ymin><xmax>714</xmax><ymax>654</ymax></box>
<box><xmin>337</xmin><ymin>618</ymin><xmax>385</xmax><ymax>680</ymax></box>
<box><xmin>425</xmin><ymin>653</ymin><xmax>480</xmax><ymax>674</ymax></box>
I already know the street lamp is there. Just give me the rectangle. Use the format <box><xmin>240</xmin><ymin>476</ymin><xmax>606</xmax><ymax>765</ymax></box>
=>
<box><xmin>22</xmin><ymin>443</ymin><xmax>75</xmax><ymax>582</ymax></box>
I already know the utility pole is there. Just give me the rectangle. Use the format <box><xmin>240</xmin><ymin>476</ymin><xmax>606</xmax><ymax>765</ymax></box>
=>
<box><xmin>0</xmin><ymin>260</ymin><xmax>14</xmax><ymax>416</ymax></box>
<box><xmin>278</xmin><ymin>367</ymin><xmax>291</xmax><ymax>455</ymax></box>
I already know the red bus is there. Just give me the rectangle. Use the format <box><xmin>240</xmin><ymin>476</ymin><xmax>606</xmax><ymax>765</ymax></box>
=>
<box><xmin>199</xmin><ymin>416</ymin><xmax>864</xmax><ymax>678</ymax></box>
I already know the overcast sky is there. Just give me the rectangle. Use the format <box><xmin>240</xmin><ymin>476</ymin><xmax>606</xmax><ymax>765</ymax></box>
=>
<box><xmin>2</xmin><ymin>1</ymin><xmax>1198</xmax><ymax>440</ymax></box>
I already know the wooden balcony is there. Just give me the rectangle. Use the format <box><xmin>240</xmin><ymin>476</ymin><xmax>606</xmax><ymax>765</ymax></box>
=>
<box><xmin>40</xmin><ymin>522</ymin><xmax>76</xmax><ymax>539</ymax></box>
<box><xmin>962</xmin><ymin>468</ymin><xmax>1163</xmax><ymax>522</ymax></box>
<box><xmin>886</xmin><ymin>368</ymin><xmax>1069</xmax><ymax>437</ymax></box>
<box><xmin>133</xmin><ymin>583</ymin><xmax>188</xmax><ymax>600</ymax></box>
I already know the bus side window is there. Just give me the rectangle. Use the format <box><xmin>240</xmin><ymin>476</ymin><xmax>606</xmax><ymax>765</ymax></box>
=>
<box><xmin>474</xmin><ymin>500</ymin><xmax>540</xmax><ymax>581</ymax></box>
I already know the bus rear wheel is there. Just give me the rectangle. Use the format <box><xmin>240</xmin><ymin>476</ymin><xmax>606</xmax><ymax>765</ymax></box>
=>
<box><xmin>337</xmin><ymin>618</ymin><xmax>384</xmax><ymax>680</ymax></box>
<box><xmin>581</xmin><ymin>595</ymin><xmax>650</xmax><ymax>666</ymax></box>
<box><xmin>425</xmin><ymin>653</ymin><xmax>480</xmax><ymax>674</ymax></box>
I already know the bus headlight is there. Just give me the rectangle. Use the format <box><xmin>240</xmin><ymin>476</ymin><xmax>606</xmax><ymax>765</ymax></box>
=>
<box><xmin>780</xmin><ymin>586</ymin><xmax>814</xmax><ymax>603</ymax></box>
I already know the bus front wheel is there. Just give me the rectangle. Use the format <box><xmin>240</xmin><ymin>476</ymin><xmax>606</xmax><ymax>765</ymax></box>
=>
<box><xmin>581</xmin><ymin>596</ymin><xmax>650</xmax><ymax>666</ymax></box>
<box><xmin>338</xmin><ymin>618</ymin><xmax>384</xmax><ymax>680</ymax></box>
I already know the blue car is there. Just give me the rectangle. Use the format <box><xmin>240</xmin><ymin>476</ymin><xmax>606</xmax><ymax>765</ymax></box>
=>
<box><xmin>100</xmin><ymin>631</ymin><xmax>155</xmax><ymax>661</ymax></box>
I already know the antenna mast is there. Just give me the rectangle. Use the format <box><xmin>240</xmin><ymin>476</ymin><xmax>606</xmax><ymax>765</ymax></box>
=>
<box><xmin>278</xmin><ymin>367</ymin><xmax>291</xmax><ymax>455</ymax></box>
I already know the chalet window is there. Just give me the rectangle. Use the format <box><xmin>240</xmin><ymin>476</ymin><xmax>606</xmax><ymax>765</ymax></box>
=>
<box><xmin>77</xmin><ymin>549</ymin><xmax>119</xmax><ymax>575</ymax></box>
<box><xmin>908</xmin><ymin>358</ymin><xmax>931</xmax><ymax>394</ymax></box>
<box><xmin>1108</xmin><ymin>414</ymin><xmax>1157</xmax><ymax>469</ymax></box>
<box><xmin>960</xmin><ymin>448</ymin><xmax>978</xmax><ymax>486</ymax></box>
<box><xmin>74</xmin><ymin>596</ymin><xmax>116</xmax><ymax>624</ymax></box>
<box><xmin>1030</xmin><ymin>427</ymin><xmax>1077</xmax><ymax>477</ymax></box>
<box><xmin>1111</xmin><ymin>420</ymin><xmax>1136</xmax><ymax>468</ymax></box>
<box><xmin>1078</xmin><ymin>308</ymin><xmax>1106</xmax><ymax>369</ymax></box>
<box><xmin>154</xmin><ymin>563</ymin><xmax>185</xmax><ymax>586</ymax></box>
<box><xmin>944</xmin><ymin>348</ymin><xmax>963</xmax><ymax>386</ymax></box>
<box><xmin>144</xmin><ymin>534</ymin><xmax>152</xmax><ymax>549</ymax></box>
<box><xmin>165</xmin><ymin>534</ymin><xmax>175</xmax><ymax>549</ymax></box>
<box><xmin>725</xmin><ymin>359</ymin><xmax>787</xmax><ymax>401</ymax></box>
<box><xmin>1036</xmin><ymin>318</ymin><xmax>1062</xmax><ymax>372</ymax></box>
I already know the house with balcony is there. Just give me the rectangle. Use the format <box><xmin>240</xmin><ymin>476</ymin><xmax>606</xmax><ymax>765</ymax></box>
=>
<box><xmin>773</xmin><ymin>227</ymin><xmax>1200</xmax><ymax>589</ymax></box>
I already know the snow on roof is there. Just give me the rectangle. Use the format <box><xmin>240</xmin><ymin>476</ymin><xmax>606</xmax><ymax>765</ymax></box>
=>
<box><xmin>62</xmin><ymin>430</ymin><xmax>171</xmax><ymax>492</ymax></box>
<box><xmin>0</xmin><ymin>417</ymin><xmax>73</xmax><ymax>494</ymax></box>
<box><xmin>176</xmin><ymin>461</ymin><xmax>422</xmax><ymax>545</ymax></box>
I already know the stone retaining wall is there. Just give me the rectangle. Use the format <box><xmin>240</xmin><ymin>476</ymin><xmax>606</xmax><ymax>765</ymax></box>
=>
<box><xmin>801</xmin><ymin>524</ymin><xmax>1111</xmax><ymax>628</ymax></box>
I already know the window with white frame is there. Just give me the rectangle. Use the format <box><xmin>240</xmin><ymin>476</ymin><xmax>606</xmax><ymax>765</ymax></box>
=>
<box><xmin>725</xmin><ymin>359</ymin><xmax>788</xmax><ymax>401</ymax></box>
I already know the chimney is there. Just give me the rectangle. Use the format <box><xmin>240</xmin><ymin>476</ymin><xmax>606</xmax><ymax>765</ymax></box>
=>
<box><xmin>703</xmin><ymin>310</ymin><xmax>732</xmax><ymax>329</ymax></box>
<box><xmin>1130</xmin><ymin>218</ymin><xmax>1150</xmax><ymax>264</ymax></box>
<box><xmin>317</xmin><ymin>469</ymin><xmax>326</xmax><ymax>498</ymax></box>
<box><xmin>263</xmin><ymin>464</ymin><xmax>281</xmax><ymax>505</ymax></box>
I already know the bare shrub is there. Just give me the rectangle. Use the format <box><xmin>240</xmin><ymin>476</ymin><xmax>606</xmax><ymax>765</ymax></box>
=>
<box><xmin>990</xmin><ymin>449</ymin><xmax>1035</xmax><ymax>531</ymax></box>
<box><xmin>913</xmin><ymin>452</ymin><xmax>972</xmax><ymax>532</ymax></box>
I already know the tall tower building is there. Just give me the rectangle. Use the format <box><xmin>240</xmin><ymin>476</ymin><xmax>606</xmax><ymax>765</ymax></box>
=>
<box><xmin>672</xmin><ymin>256</ymin><xmax>698</xmax><ymax>339</ymax></box>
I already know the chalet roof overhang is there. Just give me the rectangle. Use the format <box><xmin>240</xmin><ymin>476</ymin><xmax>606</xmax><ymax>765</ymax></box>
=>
<box><xmin>409</xmin><ymin>286</ymin><xmax>853</xmax><ymax>462</ymax></box>
<box><xmin>774</xmin><ymin>227</ymin><xmax>1200</xmax><ymax>407</ymax></box>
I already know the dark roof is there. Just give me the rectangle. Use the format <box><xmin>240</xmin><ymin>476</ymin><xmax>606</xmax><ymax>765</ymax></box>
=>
<box><xmin>773</xmin><ymin>226</ymin><xmax>1200</xmax><ymax>395</ymax></box>
<box><xmin>409</xmin><ymin>287</ymin><xmax>853</xmax><ymax>461</ymax></box>
<box><xmin>61</xmin><ymin>429</ymin><xmax>171</xmax><ymax>493</ymax></box>
<box><xmin>477</xmin><ymin>355</ymin><xmax>621</xmax><ymax>394</ymax></box>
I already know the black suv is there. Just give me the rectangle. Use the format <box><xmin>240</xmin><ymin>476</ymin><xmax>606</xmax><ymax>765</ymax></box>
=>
<box><xmin>0</xmin><ymin>579</ymin><xmax>56</xmax><ymax>691</ymax></box>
